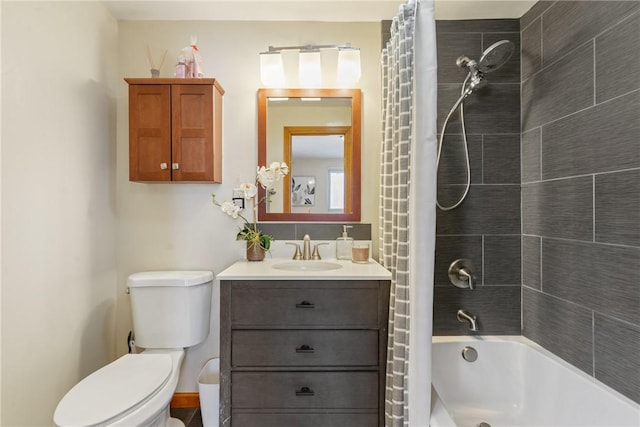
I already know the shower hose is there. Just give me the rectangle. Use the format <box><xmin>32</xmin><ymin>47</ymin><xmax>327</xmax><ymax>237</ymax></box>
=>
<box><xmin>436</xmin><ymin>73</ymin><xmax>472</xmax><ymax>211</ymax></box>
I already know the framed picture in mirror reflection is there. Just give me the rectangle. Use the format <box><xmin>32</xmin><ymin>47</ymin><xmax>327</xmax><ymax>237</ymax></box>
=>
<box><xmin>291</xmin><ymin>176</ymin><xmax>316</xmax><ymax>206</ymax></box>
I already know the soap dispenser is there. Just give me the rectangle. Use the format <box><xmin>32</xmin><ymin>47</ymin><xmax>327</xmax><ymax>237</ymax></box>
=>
<box><xmin>336</xmin><ymin>225</ymin><xmax>354</xmax><ymax>260</ymax></box>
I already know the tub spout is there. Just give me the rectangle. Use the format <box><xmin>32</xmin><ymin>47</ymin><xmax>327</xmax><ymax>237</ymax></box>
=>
<box><xmin>457</xmin><ymin>309</ymin><xmax>479</xmax><ymax>331</ymax></box>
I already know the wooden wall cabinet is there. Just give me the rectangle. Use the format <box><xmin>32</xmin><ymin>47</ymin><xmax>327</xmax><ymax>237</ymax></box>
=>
<box><xmin>220</xmin><ymin>279</ymin><xmax>390</xmax><ymax>427</ymax></box>
<box><xmin>125</xmin><ymin>78</ymin><xmax>224</xmax><ymax>182</ymax></box>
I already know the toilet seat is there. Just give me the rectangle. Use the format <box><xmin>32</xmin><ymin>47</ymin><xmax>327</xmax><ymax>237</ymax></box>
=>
<box><xmin>54</xmin><ymin>353</ymin><xmax>172</xmax><ymax>427</ymax></box>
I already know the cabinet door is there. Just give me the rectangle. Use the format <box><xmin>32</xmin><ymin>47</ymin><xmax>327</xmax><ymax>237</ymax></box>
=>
<box><xmin>171</xmin><ymin>84</ymin><xmax>216</xmax><ymax>181</ymax></box>
<box><xmin>129</xmin><ymin>84</ymin><xmax>171</xmax><ymax>181</ymax></box>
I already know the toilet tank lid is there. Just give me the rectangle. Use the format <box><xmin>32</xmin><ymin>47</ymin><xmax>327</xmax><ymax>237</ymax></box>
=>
<box><xmin>127</xmin><ymin>271</ymin><xmax>214</xmax><ymax>288</ymax></box>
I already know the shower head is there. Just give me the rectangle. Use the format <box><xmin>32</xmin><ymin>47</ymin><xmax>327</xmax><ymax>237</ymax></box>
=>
<box><xmin>478</xmin><ymin>40</ymin><xmax>514</xmax><ymax>73</ymax></box>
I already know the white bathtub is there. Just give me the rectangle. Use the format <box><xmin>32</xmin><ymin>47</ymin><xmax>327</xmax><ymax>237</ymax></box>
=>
<box><xmin>431</xmin><ymin>336</ymin><xmax>640</xmax><ymax>427</ymax></box>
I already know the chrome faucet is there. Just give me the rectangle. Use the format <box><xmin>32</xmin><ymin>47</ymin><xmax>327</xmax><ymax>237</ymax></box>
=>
<box><xmin>457</xmin><ymin>309</ymin><xmax>479</xmax><ymax>331</ymax></box>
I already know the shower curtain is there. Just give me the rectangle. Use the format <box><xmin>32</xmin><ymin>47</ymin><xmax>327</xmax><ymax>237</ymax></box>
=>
<box><xmin>380</xmin><ymin>0</ymin><xmax>437</xmax><ymax>426</ymax></box>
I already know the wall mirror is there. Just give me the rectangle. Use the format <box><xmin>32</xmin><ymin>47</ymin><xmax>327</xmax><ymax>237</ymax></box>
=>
<box><xmin>258</xmin><ymin>88</ymin><xmax>361</xmax><ymax>222</ymax></box>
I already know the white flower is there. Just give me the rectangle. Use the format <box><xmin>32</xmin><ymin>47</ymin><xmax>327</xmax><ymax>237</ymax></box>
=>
<box><xmin>268</xmin><ymin>161</ymin><xmax>289</xmax><ymax>179</ymax></box>
<box><xmin>220</xmin><ymin>200</ymin><xmax>241</xmax><ymax>218</ymax></box>
<box><xmin>256</xmin><ymin>166</ymin><xmax>276</xmax><ymax>189</ymax></box>
<box><xmin>279</xmin><ymin>162</ymin><xmax>289</xmax><ymax>177</ymax></box>
<box><xmin>239</xmin><ymin>182</ymin><xmax>257</xmax><ymax>199</ymax></box>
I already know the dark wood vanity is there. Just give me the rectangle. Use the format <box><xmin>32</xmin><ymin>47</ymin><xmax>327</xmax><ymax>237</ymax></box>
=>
<box><xmin>219</xmin><ymin>275</ymin><xmax>390</xmax><ymax>427</ymax></box>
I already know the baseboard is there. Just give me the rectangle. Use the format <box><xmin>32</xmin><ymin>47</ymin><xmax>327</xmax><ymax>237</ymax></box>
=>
<box><xmin>171</xmin><ymin>392</ymin><xmax>200</xmax><ymax>408</ymax></box>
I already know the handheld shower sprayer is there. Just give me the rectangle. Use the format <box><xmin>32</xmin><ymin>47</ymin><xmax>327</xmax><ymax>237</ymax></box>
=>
<box><xmin>436</xmin><ymin>40</ymin><xmax>515</xmax><ymax>211</ymax></box>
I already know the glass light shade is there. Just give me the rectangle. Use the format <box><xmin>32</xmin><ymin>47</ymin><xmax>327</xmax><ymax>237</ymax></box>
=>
<box><xmin>298</xmin><ymin>50</ymin><xmax>322</xmax><ymax>88</ymax></box>
<box><xmin>337</xmin><ymin>48</ymin><xmax>361</xmax><ymax>84</ymax></box>
<box><xmin>260</xmin><ymin>52</ymin><xmax>284</xmax><ymax>87</ymax></box>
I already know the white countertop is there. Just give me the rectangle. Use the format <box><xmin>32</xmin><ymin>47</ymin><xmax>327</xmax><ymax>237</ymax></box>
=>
<box><xmin>217</xmin><ymin>257</ymin><xmax>392</xmax><ymax>280</ymax></box>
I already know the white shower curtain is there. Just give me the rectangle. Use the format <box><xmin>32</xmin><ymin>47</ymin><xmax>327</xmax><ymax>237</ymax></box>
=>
<box><xmin>380</xmin><ymin>1</ymin><xmax>437</xmax><ymax>426</ymax></box>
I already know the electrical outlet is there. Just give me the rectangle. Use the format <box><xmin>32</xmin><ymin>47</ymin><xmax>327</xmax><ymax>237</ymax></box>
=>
<box><xmin>232</xmin><ymin>188</ymin><xmax>245</xmax><ymax>209</ymax></box>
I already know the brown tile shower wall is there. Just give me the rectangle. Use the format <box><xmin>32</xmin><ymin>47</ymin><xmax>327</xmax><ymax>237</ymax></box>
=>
<box><xmin>520</xmin><ymin>1</ymin><xmax>640</xmax><ymax>404</ymax></box>
<box><xmin>433</xmin><ymin>19</ymin><xmax>522</xmax><ymax>335</ymax></box>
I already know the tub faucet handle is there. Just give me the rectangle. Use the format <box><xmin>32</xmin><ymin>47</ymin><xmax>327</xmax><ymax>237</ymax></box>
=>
<box><xmin>448</xmin><ymin>259</ymin><xmax>476</xmax><ymax>290</ymax></box>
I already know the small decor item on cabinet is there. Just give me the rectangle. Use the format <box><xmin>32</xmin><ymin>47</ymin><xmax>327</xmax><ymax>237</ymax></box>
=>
<box><xmin>175</xmin><ymin>59</ymin><xmax>187</xmax><ymax>78</ymax></box>
<box><xmin>178</xmin><ymin>35</ymin><xmax>204</xmax><ymax>78</ymax></box>
<box><xmin>245</xmin><ymin>241</ymin><xmax>266</xmax><ymax>262</ymax></box>
<box><xmin>145</xmin><ymin>45</ymin><xmax>167</xmax><ymax>78</ymax></box>
<box><xmin>336</xmin><ymin>225</ymin><xmax>354</xmax><ymax>260</ymax></box>
<box><xmin>352</xmin><ymin>243</ymin><xmax>370</xmax><ymax>263</ymax></box>
<box><xmin>212</xmin><ymin>161</ymin><xmax>289</xmax><ymax>261</ymax></box>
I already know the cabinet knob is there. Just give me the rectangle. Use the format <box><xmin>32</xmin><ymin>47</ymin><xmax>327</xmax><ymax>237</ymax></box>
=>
<box><xmin>295</xmin><ymin>344</ymin><xmax>315</xmax><ymax>353</ymax></box>
<box><xmin>160</xmin><ymin>163</ymin><xmax>168</xmax><ymax>170</ymax></box>
<box><xmin>172</xmin><ymin>163</ymin><xmax>180</xmax><ymax>170</ymax></box>
<box><xmin>295</xmin><ymin>386</ymin><xmax>315</xmax><ymax>396</ymax></box>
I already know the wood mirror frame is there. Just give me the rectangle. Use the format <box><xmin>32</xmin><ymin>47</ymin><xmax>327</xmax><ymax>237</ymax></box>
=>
<box><xmin>257</xmin><ymin>88</ymin><xmax>361</xmax><ymax>222</ymax></box>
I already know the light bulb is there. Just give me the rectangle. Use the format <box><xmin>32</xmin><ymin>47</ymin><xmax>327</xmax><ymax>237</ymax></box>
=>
<box><xmin>337</xmin><ymin>48</ymin><xmax>361</xmax><ymax>84</ymax></box>
<box><xmin>260</xmin><ymin>51</ymin><xmax>284</xmax><ymax>87</ymax></box>
<box><xmin>298</xmin><ymin>50</ymin><xmax>321</xmax><ymax>88</ymax></box>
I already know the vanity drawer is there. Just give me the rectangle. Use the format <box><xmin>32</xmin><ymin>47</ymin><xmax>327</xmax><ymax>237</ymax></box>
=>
<box><xmin>231</xmin><ymin>412</ymin><xmax>378</xmax><ymax>427</ymax></box>
<box><xmin>232</xmin><ymin>330</ymin><xmax>378</xmax><ymax>367</ymax></box>
<box><xmin>232</xmin><ymin>371</ymin><xmax>378</xmax><ymax>409</ymax></box>
<box><xmin>231</xmin><ymin>287</ymin><xmax>379</xmax><ymax>327</ymax></box>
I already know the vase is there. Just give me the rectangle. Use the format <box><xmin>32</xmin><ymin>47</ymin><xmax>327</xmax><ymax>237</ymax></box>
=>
<box><xmin>246</xmin><ymin>242</ymin><xmax>265</xmax><ymax>261</ymax></box>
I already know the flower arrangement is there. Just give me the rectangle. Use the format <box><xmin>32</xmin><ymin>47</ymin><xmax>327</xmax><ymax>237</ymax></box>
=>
<box><xmin>212</xmin><ymin>162</ymin><xmax>288</xmax><ymax>254</ymax></box>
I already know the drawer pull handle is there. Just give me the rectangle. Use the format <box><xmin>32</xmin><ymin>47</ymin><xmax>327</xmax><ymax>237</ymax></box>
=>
<box><xmin>295</xmin><ymin>344</ymin><xmax>315</xmax><ymax>353</ymax></box>
<box><xmin>295</xmin><ymin>386</ymin><xmax>315</xmax><ymax>396</ymax></box>
<box><xmin>295</xmin><ymin>301</ymin><xmax>315</xmax><ymax>309</ymax></box>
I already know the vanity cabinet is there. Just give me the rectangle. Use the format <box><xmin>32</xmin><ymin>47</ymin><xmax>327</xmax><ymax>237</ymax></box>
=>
<box><xmin>220</xmin><ymin>279</ymin><xmax>390</xmax><ymax>427</ymax></box>
<box><xmin>125</xmin><ymin>78</ymin><xmax>224</xmax><ymax>182</ymax></box>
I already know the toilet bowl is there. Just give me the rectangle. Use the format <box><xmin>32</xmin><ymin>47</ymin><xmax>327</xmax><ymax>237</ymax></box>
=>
<box><xmin>54</xmin><ymin>271</ymin><xmax>213</xmax><ymax>427</ymax></box>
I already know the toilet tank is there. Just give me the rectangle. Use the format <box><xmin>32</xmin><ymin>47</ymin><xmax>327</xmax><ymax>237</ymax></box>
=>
<box><xmin>127</xmin><ymin>271</ymin><xmax>213</xmax><ymax>349</ymax></box>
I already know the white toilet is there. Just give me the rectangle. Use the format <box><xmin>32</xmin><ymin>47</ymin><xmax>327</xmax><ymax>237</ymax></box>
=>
<box><xmin>54</xmin><ymin>271</ymin><xmax>214</xmax><ymax>427</ymax></box>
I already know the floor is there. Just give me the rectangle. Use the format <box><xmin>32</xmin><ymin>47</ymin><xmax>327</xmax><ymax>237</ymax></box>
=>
<box><xmin>170</xmin><ymin>407</ymin><xmax>204</xmax><ymax>427</ymax></box>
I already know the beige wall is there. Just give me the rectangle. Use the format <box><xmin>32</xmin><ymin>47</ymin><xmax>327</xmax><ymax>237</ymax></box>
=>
<box><xmin>1</xmin><ymin>2</ymin><xmax>119</xmax><ymax>425</ymax></box>
<box><xmin>116</xmin><ymin>20</ymin><xmax>382</xmax><ymax>391</ymax></box>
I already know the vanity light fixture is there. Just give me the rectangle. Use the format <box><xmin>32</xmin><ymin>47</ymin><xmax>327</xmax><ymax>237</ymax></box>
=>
<box><xmin>259</xmin><ymin>43</ymin><xmax>361</xmax><ymax>87</ymax></box>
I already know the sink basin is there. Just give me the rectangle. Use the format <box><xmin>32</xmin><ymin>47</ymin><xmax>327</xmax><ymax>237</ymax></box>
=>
<box><xmin>272</xmin><ymin>261</ymin><xmax>343</xmax><ymax>272</ymax></box>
